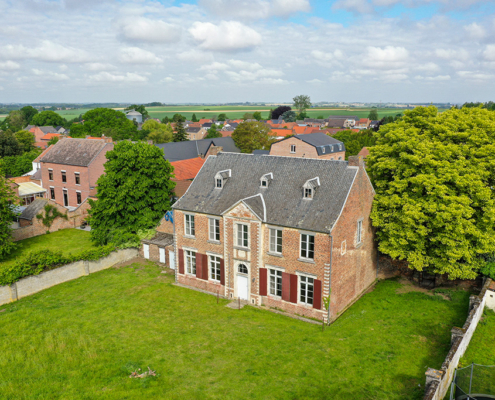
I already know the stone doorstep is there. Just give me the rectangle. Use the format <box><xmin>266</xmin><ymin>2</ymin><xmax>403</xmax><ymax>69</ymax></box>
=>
<box><xmin>172</xmin><ymin>282</ymin><xmax>321</xmax><ymax>325</ymax></box>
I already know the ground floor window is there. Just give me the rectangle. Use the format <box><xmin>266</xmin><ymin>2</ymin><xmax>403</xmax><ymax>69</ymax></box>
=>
<box><xmin>209</xmin><ymin>255</ymin><xmax>221</xmax><ymax>282</ymax></box>
<box><xmin>269</xmin><ymin>269</ymin><xmax>282</xmax><ymax>297</ymax></box>
<box><xmin>300</xmin><ymin>275</ymin><xmax>314</xmax><ymax>305</ymax></box>
<box><xmin>185</xmin><ymin>250</ymin><xmax>196</xmax><ymax>275</ymax></box>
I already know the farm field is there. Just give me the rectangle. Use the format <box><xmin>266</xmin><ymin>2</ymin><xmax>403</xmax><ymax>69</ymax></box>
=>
<box><xmin>0</xmin><ymin>261</ymin><xmax>471</xmax><ymax>400</ymax></box>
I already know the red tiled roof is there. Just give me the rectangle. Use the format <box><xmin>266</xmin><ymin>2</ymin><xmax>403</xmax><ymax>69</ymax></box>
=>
<box><xmin>221</xmin><ymin>131</ymin><xmax>234</xmax><ymax>137</ymax></box>
<box><xmin>41</xmin><ymin>133</ymin><xmax>61</xmax><ymax>140</ymax></box>
<box><xmin>358</xmin><ymin>118</ymin><xmax>370</xmax><ymax>123</ymax></box>
<box><xmin>270</xmin><ymin>128</ymin><xmax>293</xmax><ymax>137</ymax></box>
<box><xmin>358</xmin><ymin>147</ymin><xmax>370</xmax><ymax>158</ymax></box>
<box><xmin>199</xmin><ymin>119</ymin><xmax>212</xmax><ymax>124</ymax></box>
<box><xmin>170</xmin><ymin>157</ymin><xmax>206</xmax><ymax>181</ymax></box>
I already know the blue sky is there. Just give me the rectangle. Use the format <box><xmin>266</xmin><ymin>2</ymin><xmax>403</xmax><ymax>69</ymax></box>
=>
<box><xmin>0</xmin><ymin>0</ymin><xmax>494</xmax><ymax>103</ymax></box>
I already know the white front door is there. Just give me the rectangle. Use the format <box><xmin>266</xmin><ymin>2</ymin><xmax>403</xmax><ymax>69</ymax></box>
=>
<box><xmin>159</xmin><ymin>248</ymin><xmax>165</xmax><ymax>263</ymax></box>
<box><xmin>143</xmin><ymin>244</ymin><xmax>150</xmax><ymax>259</ymax></box>
<box><xmin>169</xmin><ymin>251</ymin><xmax>175</xmax><ymax>269</ymax></box>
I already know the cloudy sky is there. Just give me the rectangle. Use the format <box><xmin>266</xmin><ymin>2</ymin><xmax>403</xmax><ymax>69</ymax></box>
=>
<box><xmin>0</xmin><ymin>0</ymin><xmax>494</xmax><ymax>104</ymax></box>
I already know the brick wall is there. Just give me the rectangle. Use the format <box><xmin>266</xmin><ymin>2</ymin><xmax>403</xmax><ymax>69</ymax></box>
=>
<box><xmin>88</xmin><ymin>143</ymin><xmax>113</xmax><ymax>188</ymax></box>
<box><xmin>12</xmin><ymin>199</ymin><xmax>90</xmax><ymax>241</ymax></box>
<box><xmin>156</xmin><ymin>217</ymin><xmax>174</xmax><ymax>234</ymax></box>
<box><xmin>270</xmin><ymin>137</ymin><xmax>345</xmax><ymax>160</ymax></box>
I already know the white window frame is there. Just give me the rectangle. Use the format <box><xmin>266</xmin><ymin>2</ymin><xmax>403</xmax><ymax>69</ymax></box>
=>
<box><xmin>269</xmin><ymin>228</ymin><xmax>283</xmax><ymax>255</ymax></box>
<box><xmin>357</xmin><ymin>219</ymin><xmax>363</xmax><ymax>244</ymax></box>
<box><xmin>209</xmin><ymin>218</ymin><xmax>220</xmax><ymax>242</ymax></box>
<box><xmin>268</xmin><ymin>268</ymin><xmax>283</xmax><ymax>297</ymax></box>
<box><xmin>299</xmin><ymin>274</ymin><xmax>314</xmax><ymax>306</ymax></box>
<box><xmin>304</xmin><ymin>187</ymin><xmax>313</xmax><ymax>199</ymax></box>
<box><xmin>215</xmin><ymin>178</ymin><xmax>223</xmax><ymax>189</ymax></box>
<box><xmin>48</xmin><ymin>168</ymin><xmax>53</xmax><ymax>181</ymax></box>
<box><xmin>290</xmin><ymin>144</ymin><xmax>296</xmax><ymax>153</ymax></box>
<box><xmin>185</xmin><ymin>250</ymin><xmax>196</xmax><ymax>275</ymax></box>
<box><xmin>74</xmin><ymin>172</ymin><xmax>80</xmax><ymax>186</ymax></box>
<box><xmin>209</xmin><ymin>255</ymin><xmax>221</xmax><ymax>282</ymax></box>
<box><xmin>236</xmin><ymin>223</ymin><xmax>249</xmax><ymax>248</ymax></box>
<box><xmin>322</xmin><ymin>147</ymin><xmax>326</xmax><ymax>154</ymax></box>
<box><xmin>184</xmin><ymin>214</ymin><xmax>195</xmax><ymax>237</ymax></box>
<box><xmin>300</xmin><ymin>233</ymin><xmax>315</xmax><ymax>260</ymax></box>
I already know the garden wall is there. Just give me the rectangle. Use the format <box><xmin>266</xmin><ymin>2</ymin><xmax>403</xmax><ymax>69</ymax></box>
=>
<box><xmin>423</xmin><ymin>278</ymin><xmax>492</xmax><ymax>400</ymax></box>
<box><xmin>0</xmin><ymin>248</ymin><xmax>138</xmax><ymax>306</ymax></box>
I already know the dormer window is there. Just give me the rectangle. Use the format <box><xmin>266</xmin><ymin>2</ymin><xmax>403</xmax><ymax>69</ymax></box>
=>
<box><xmin>322</xmin><ymin>147</ymin><xmax>326</xmax><ymax>154</ymax></box>
<box><xmin>260</xmin><ymin>172</ymin><xmax>273</xmax><ymax>188</ymax></box>
<box><xmin>214</xmin><ymin>169</ymin><xmax>231</xmax><ymax>189</ymax></box>
<box><xmin>302</xmin><ymin>177</ymin><xmax>320</xmax><ymax>200</ymax></box>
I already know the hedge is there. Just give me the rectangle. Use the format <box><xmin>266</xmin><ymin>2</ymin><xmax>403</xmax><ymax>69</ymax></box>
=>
<box><xmin>0</xmin><ymin>245</ymin><xmax>116</xmax><ymax>286</ymax></box>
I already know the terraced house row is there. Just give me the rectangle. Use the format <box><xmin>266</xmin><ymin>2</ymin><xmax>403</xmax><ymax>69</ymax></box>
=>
<box><xmin>172</xmin><ymin>152</ymin><xmax>377</xmax><ymax>322</ymax></box>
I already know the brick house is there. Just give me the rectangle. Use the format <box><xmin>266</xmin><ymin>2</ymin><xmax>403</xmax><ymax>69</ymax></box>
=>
<box><xmin>27</xmin><ymin>126</ymin><xmax>58</xmax><ymax>148</ymax></box>
<box><xmin>270</xmin><ymin>132</ymin><xmax>346</xmax><ymax>160</ymax></box>
<box><xmin>172</xmin><ymin>152</ymin><xmax>376</xmax><ymax>322</ymax></box>
<box><xmin>186</xmin><ymin>126</ymin><xmax>207</xmax><ymax>140</ymax></box>
<box><xmin>39</xmin><ymin>138</ymin><xmax>113</xmax><ymax>209</ymax></box>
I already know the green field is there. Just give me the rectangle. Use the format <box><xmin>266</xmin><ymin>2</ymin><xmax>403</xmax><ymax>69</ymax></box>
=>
<box><xmin>0</xmin><ymin>261</ymin><xmax>471</xmax><ymax>400</ymax></box>
<box><xmin>0</xmin><ymin>229</ymin><xmax>95</xmax><ymax>269</ymax></box>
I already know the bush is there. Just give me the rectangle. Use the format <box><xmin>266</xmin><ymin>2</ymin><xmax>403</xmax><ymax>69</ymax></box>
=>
<box><xmin>481</xmin><ymin>262</ymin><xmax>495</xmax><ymax>280</ymax></box>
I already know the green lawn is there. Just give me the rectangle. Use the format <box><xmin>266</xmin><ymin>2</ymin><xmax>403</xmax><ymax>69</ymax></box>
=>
<box><xmin>460</xmin><ymin>308</ymin><xmax>495</xmax><ymax>367</ymax></box>
<box><xmin>0</xmin><ymin>261</ymin><xmax>470</xmax><ymax>400</ymax></box>
<box><xmin>1</xmin><ymin>229</ymin><xmax>95</xmax><ymax>268</ymax></box>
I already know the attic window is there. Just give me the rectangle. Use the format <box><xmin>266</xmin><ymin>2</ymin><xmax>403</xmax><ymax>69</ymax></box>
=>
<box><xmin>215</xmin><ymin>169</ymin><xmax>231</xmax><ymax>189</ymax></box>
<box><xmin>291</xmin><ymin>144</ymin><xmax>296</xmax><ymax>153</ymax></box>
<box><xmin>303</xmin><ymin>177</ymin><xmax>320</xmax><ymax>200</ymax></box>
<box><xmin>322</xmin><ymin>147</ymin><xmax>326</xmax><ymax>154</ymax></box>
<box><xmin>339</xmin><ymin>144</ymin><xmax>342</xmax><ymax>151</ymax></box>
<box><xmin>260</xmin><ymin>172</ymin><xmax>273</xmax><ymax>188</ymax></box>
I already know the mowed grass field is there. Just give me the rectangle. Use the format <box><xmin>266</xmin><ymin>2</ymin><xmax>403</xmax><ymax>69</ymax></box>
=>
<box><xmin>0</xmin><ymin>260</ymin><xmax>471</xmax><ymax>400</ymax></box>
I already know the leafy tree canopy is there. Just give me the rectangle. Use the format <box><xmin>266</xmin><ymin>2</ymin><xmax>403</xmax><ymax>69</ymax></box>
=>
<box><xmin>368</xmin><ymin>109</ymin><xmax>379</xmax><ymax>120</ymax></box>
<box><xmin>242</xmin><ymin>113</ymin><xmax>254</xmax><ymax>120</ymax></box>
<box><xmin>0</xmin><ymin>149</ymin><xmax>41</xmax><ymax>177</ymax></box>
<box><xmin>191</xmin><ymin>113</ymin><xmax>198</xmax><ymax>122</ymax></box>
<box><xmin>15</xmin><ymin>130</ymin><xmax>35</xmax><ymax>153</ymax></box>
<box><xmin>88</xmin><ymin>141</ymin><xmax>175</xmax><ymax>246</ymax></box>
<box><xmin>2</xmin><ymin>110</ymin><xmax>27</xmax><ymax>132</ymax></box>
<box><xmin>173</xmin><ymin>120</ymin><xmax>188</xmax><ymax>142</ymax></box>
<box><xmin>281</xmin><ymin>110</ymin><xmax>296</xmax><ymax>122</ymax></box>
<box><xmin>368</xmin><ymin>106</ymin><xmax>495</xmax><ymax>280</ymax></box>
<box><xmin>293</xmin><ymin>95</ymin><xmax>311</xmax><ymax>115</ymax></box>
<box><xmin>143</xmin><ymin>120</ymin><xmax>173</xmax><ymax>144</ymax></box>
<box><xmin>253</xmin><ymin>111</ymin><xmax>263</xmax><ymax>121</ymax></box>
<box><xmin>0</xmin><ymin>132</ymin><xmax>22</xmax><ymax>158</ymax></box>
<box><xmin>272</xmin><ymin>106</ymin><xmax>291</xmax><ymax>120</ymax></box>
<box><xmin>20</xmin><ymin>106</ymin><xmax>38</xmax><ymax>125</ymax></box>
<box><xmin>232</xmin><ymin>121</ymin><xmax>275</xmax><ymax>153</ymax></box>
<box><xmin>69</xmin><ymin>108</ymin><xmax>138</xmax><ymax>140</ymax></box>
<box><xmin>172</xmin><ymin>114</ymin><xmax>186</xmax><ymax>123</ymax></box>
<box><xmin>332</xmin><ymin>129</ymin><xmax>376</xmax><ymax>159</ymax></box>
<box><xmin>31</xmin><ymin>111</ymin><xmax>66</xmax><ymax>128</ymax></box>
<box><xmin>124</xmin><ymin>104</ymin><xmax>149</xmax><ymax>118</ymax></box>
<box><xmin>0</xmin><ymin>175</ymin><xmax>17</xmax><ymax>259</ymax></box>
<box><xmin>204</xmin><ymin>124</ymin><xmax>222</xmax><ymax>139</ymax></box>
<box><xmin>217</xmin><ymin>113</ymin><xmax>227</xmax><ymax>121</ymax></box>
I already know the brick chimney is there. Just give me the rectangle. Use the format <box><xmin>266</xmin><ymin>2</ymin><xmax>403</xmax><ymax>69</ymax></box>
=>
<box><xmin>207</xmin><ymin>145</ymin><xmax>223</xmax><ymax>157</ymax></box>
<box><xmin>348</xmin><ymin>155</ymin><xmax>364</xmax><ymax>168</ymax></box>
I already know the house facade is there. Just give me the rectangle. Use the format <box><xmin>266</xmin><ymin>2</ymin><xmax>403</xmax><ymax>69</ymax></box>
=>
<box><xmin>172</xmin><ymin>153</ymin><xmax>376</xmax><ymax>322</ymax></box>
<box><xmin>270</xmin><ymin>132</ymin><xmax>346</xmax><ymax>160</ymax></box>
<box><xmin>39</xmin><ymin>138</ymin><xmax>113</xmax><ymax>209</ymax></box>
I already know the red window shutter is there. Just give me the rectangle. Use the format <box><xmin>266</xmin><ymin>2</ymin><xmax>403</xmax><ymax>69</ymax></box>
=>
<box><xmin>313</xmin><ymin>279</ymin><xmax>322</xmax><ymax>310</ymax></box>
<box><xmin>196</xmin><ymin>253</ymin><xmax>202</xmax><ymax>279</ymax></box>
<box><xmin>282</xmin><ymin>272</ymin><xmax>291</xmax><ymax>302</ymax></box>
<box><xmin>178</xmin><ymin>249</ymin><xmax>184</xmax><ymax>274</ymax></box>
<box><xmin>202</xmin><ymin>254</ymin><xmax>209</xmax><ymax>280</ymax></box>
<box><xmin>220</xmin><ymin>258</ymin><xmax>225</xmax><ymax>285</ymax></box>
<box><xmin>290</xmin><ymin>274</ymin><xmax>298</xmax><ymax>304</ymax></box>
<box><xmin>259</xmin><ymin>268</ymin><xmax>267</xmax><ymax>296</ymax></box>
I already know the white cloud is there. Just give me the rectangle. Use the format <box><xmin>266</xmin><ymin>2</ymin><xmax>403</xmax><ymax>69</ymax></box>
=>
<box><xmin>365</xmin><ymin>46</ymin><xmax>409</xmax><ymax>69</ymax></box>
<box><xmin>415</xmin><ymin>62</ymin><xmax>440</xmax><ymax>72</ymax></box>
<box><xmin>31</xmin><ymin>69</ymin><xmax>69</xmax><ymax>81</ymax></box>
<box><xmin>332</xmin><ymin>0</ymin><xmax>374</xmax><ymax>14</ymax></box>
<box><xmin>0</xmin><ymin>60</ymin><xmax>20</xmax><ymax>71</ymax></box>
<box><xmin>483</xmin><ymin>45</ymin><xmax>495</xmax><ymax>61</ymax></box>
<box><xmin>457</xmin><ymin>70</ymin><xmax>494</xmax><ymax>81</ymax></box>
<box><xmin>119</xmin><ymin>47</ymin><xmax>162</xmax><ymax>64</ymax></box>
<box><xmin>311</xmin><ymin>49</ymin><xmax>344</xmax><ymax>62</ymax></box>
<box><xmin>84</xmin><ymin>63</ymin><xmax>116</xmax><ymax>71</ymax></box>
<box><xmin>464</xmin><ymin>22</ymin><xmax>486</xmax><ymax>40</ymax></box>
<box><xmin>332</xmin><ymin>0</ymin><xmax>488</xmax><ymax>13</ymax></box>
<box><xmin>199</xmin><ymin>0</ymin><xmax>310</xmax><ymax>19</ymax></box>
<box><xmin>199</xmin><ymin>62</ymin><xmax>230</xmax><ymax>71</ymax></box>
<box><xmin>0</xmin><ymin>40</ymin><xmax>90</xmax><ymax>63</ymax></box>
<box><xmin>228</xmin><ymin>59</ymin><xmax>262</xmax><ymax>70</ymax></box>
<box><xmin>226</xmin><ymin>67</ymin><xmax>283</xmax><ymax>82</ymax></box>
<box><xmin>116</xmin><ymin>17</ymin><xmax>181</xmax><ymax>43</ymax></box>
<box><xmin>89</xmin><ymin>71</ymin><xmax>148</xmax><ymax>83</ymax></box>
<box><xmin>177</xmin><ymin>49</ymin><xmax>214</xmax><ymax>63</ymax></box>
<box><xmin>189</xmin><ymin>21</ymin><xmax>262</xmax><ymax>51</ymax></box>
<box><xmin>306</xmin><ymin>78</ymin><xmax>324</xmax><ymax>84</ymax></box>
<box><xmin>415</xmin><ymin>75</ymin><xmax>451</xmax><ymax>81</ymax></box>
<box><xmin>259</xmin><ymin>78</ymin><xmax>289</xmax><ymax>84</ymax></box>
<box><xmin>160</xmin><ymin>77</ymin><xmax>175</xmax><ymax>83</ymax></box>
<box><xmin>435</xmin><ymin>48</ymin><xmax>470</xmax><ymax>61</ymax></box>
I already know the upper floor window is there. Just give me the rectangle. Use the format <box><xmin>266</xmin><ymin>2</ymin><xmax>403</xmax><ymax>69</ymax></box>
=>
<box><xmin>236</xmin><ymin>223</ymin><xmax>249</xmax><ymax>248</ymax></box>
<box><xmin>215</xmin><ymin>169</ymin><xmax>231</xmax><ymax>189</ymax></box>
<box><xmin>290</xmin><ymin>144</ymin><xmax>296</xmax><ymax>153</ymax></box>
<box><xmin>48</xmin><ymin>169</ymin><xmax>53</xmax><ymax>181</ymax></box>
<box><xmin>209</xmin><ymin>218</ymin><xmax>220</xmax><ymax>242</ymax></box>
<box><xmin>260</xmin><ymin>172</ymin><xmax>273</xmax><ymax>188</ymax></box>
<box><xmin>61</xmin><ymin>171</ymin><xmax>66</xmax><ymax>183</ymax></box>
<box><xmin>261</xmin><ymin>180</ymin><xmax>267</xmax><ymax>187</ymax></box>
<box><xmin>357</xmin><ymin>220</ymin><xmax>363</xmax><ymax>244</ymax></box>
<box><xmin>75</xmin><ymin>173</ymin><xmax>80</xmax><ymax>185</ymax></box>
<box><xmin>216</xmin><ymin>178</ymin><xmax>223</xmax><ymax>188</ymax></box>
<box><xmin>303</xmin><ymin>177</ymin><xmax>320</xmax><ymax>200</ymax></box>
<box><xmin>322</xmin><ymin>147</ymin><xmax>326</xmax><ymax>154</ymax></box>
<box><xmin>300</xmin><ymin>275</ymin><xmax>314</xmax><ymax>305</ymax></box>
<box><xmin>185</xmin><ymin>214</ymin><xmax>195</xmax><ymax>237</ymax></box>
<box><xmin>185</xmin><ymin>250</ymin><xmax>196</xmax><ymax>275</ymax></box>
<box><xmin>269</xmin><ymin>228</ymin><xmax>282</xmax><ymax>254</ymax></box>
<box><xmin>300</xmin><ymin>233</ymin><xmax>315</xmax><ymax>260</ymax></box>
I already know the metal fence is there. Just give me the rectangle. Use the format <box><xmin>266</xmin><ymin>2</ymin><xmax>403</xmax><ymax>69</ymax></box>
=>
<box><xmin>451</xmin><ymin>363</ymin><xmax>495</xmax><ymax>399</ymax></box>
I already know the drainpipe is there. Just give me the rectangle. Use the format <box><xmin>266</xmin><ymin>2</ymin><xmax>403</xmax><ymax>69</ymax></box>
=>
<box><xmin>327</xmin><ymin>232</ymin><xmax>333</xmax><ymax>323</ymax></box>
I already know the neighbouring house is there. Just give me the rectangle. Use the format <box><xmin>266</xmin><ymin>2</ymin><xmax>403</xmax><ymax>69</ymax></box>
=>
<box><xmin>369</xmin><ymin>120</ymin><xmax>380</xmax><ymax>130</ymax></box>
<box><xmin>140</xmin><ymin>232</ymin><xmax>175</xmax><ymax>268</ymax></box>
<box><xmin>40</xmin><ymin>133</ymin><xmax>63</xmax><ymax>147</ymax></box>
<box><xmin>356</xmin><ymin>118</ymin><xmax>371</xmax><ymax>129</ymax></box>
<box><xmin>198</xmin><ymin>118</ymin><xmax>212</xmax><ymax>124</ymax></box>
<box><xmin>156</xmin><ymin>137</ymin><xmax>240</xmax><ymax>163</ymax></box>
<box><xmin>172</xmin><ymin>152</ymin><xmax>376</xmax><ymax>322</ymax></box>
<box><xmin>270</xmin><ymin>132</ymin><xmax>345</xmax><ymax>160</ymax></box>
<box><xmin>170</xmin><ymin>157</ymin><xmax>206</xmax><ymax>200</ymax></box>
<box><xmin>186</xmin><ymin>126</ymin><xmax>207</xmax><ymax>140</ymax></box>
<box><xmin>28</xmin><ymin>126</ymin><xmax>58</xmax><ymax>148</ymax></box>
<box><xmin>125</xmin><ymin>110</ymin><xmax>143</xmax><ymax>124</ymax></box>
<box><xmin>39</xmin><ymin>138</ymin><xmax>114</xmax><ymax>209</ymax></box>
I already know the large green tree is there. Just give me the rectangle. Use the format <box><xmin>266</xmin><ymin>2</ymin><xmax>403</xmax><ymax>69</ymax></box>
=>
<box><xmin>232</xmin><ymin>121</ymin><xmax>276</xmax><ymax>153</ymax></box>
<box><xmin>204</xmin><ymin>124</ymin><xmax>222</xmax><ymax>139</ymax></box>
<box><xmin>0</xmin><ymin>175</ymin><xmax>17</xmax><ymax>259</ymax></box>
<box><xmin>20</xmin><ymin>106</ymin><xmax>38</xmax><ymax>125</ymax></box>
<box><xmin>15</xmin><ymin>130</ymin><xmax>35</xmax><ymax>153</ymax></box>
<box><xmin>0</xmin><ymin>132</ymin><xmax>22</xmax><ymax>157</ymax></box>
<box><xmin>69</xmin><ymin>108</ymin><xmax>138</xmax><ymax>140</ymax></box>
<box><xmin>368</xmin><ymin>109</ymin><xmax>379</xmax><ymax>120</ymax></box>
<box><xmin>142</xmin><ymin>120</ymin><xmax>173</xmax><ymax>144</ymax></box>
<box><xmin>88</xmin><ymin>141</ymin><xmax>175</xmax><ymax>245</ymax></box>
<box><xmin>31</xmin><ymin>111</ymin><xmax>66</xmax><ymax>127</ymax></box>
<box><xmin>281</xmin><ymin>110</ymin><xmax>296</xmax><ymax>122</ymax></box>
<box><xmin>173</xmin><ymin>120</ymin><xmax>188</xmax><ymax>142</ymax></box>
<box><xmin>0</xmin><ymin>149</ymin><xmax>41</xmax><ymax>177</ymax></box>
<box><xmin>332</xmin><ymin>129</ymin><xmax>376</xmax><ymax>159</ymax></box>
<box><xmin>368</xmin><ymin>106</ymin><xmax>495</xmax><ymax>279</ymax></box>
<box><xmin>3</xmin><ymin>111</ymin><xmax>27</xmax><ymax>132</ymax></box>
<box><xmin>293</xmin><ymin>95</ymin><xmax>311</xmax><ymax>116</ymax></box>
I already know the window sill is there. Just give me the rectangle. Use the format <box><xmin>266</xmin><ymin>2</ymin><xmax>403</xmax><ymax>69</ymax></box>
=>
<box><xmin>267</xmin><ymin>252</ymin><xmax>283</xmax><ymax>258</ymax></box>
<box><xmin>268</xmin><ymin>295</ymin><xmax>282</xmax><ymax>300</ymax></box>
<box><xmin>183</xmin><ymin>235</ymin><xmax>196</xmax><ymax>240</ymax></box>
<box><xmin>207</xmin><ymin>240</ymin><xmax>221</xmax><ymax>245</ymax></box>
<box><xmin>297</xmin><ymin>258</ymin><xmax>315</xmax><ymax>264</ymax></box>
<box><xmin>298</xmin><ymin>302</ymin><xmax>314</xmax><ymax>308</ymax></box>
<box><xmin>234</xmin><ymin>246</ymin><xmax>250</xmax><ymax>252</ymax></box>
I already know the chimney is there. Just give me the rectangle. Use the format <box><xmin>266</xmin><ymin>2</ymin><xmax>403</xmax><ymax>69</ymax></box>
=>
<box><xmin>207</xmin><ymin>145</ymin><xmax>223</xmax><ymax>156</ymax></box>
<box><xmin>103</xmin><ymin>137</ymin><xmax>113</xmax><ymax>143</ymax></box>
<box><xmin>348</xmin><ymin>155</ymin><xmax>364</xmax><ymax>168</ymax></box>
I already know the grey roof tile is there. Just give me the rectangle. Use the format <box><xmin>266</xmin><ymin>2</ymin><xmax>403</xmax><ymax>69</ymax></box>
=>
<box><xmin>19</xmin><ymin>198</ymin><xmax>48</xmax><ymax>220</ymax></box>
<box><xmin>173</xmin><ymin>153</ymin><xmax>358</xmax><ymax>233</ymax></box>
<box><xmin>40</xmin><ymin>138</ymin><xmax>112</xmax><ymax>167</ymax></box>
<box><xmin>155</xmin><ymin>137</ymin><xmax>240</xmax><ymax>162</ymax></box>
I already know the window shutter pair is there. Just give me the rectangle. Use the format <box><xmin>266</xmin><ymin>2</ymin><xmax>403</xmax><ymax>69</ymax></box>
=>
<box><xmin>178</xmin><ymin>249</ymin><xmax>184</xmax><ymax>274</ymax></box>
<box><xmin>195</xmin><ymin>253</ymin><xmax>209</xmax><ymax>280</ymax></box>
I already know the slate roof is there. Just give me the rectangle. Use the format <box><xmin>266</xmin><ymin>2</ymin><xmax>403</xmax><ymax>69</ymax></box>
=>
<box><xmin>253</xmin><ymin>150</ymin><xmax>269</xmax><ymax>155</ymax></box>
<box><xmin>186</xmin><ymin>127</ymin><xmax>202</xmax><ymax>133</ymax></box>
<box><xmin>156</xmin><ymin>137</ymin><xmax>240</xmax><ymax>162</ymax></box>
<box><xmin>289</xmin><ymin>132</ymin><xmax>345</xmax><ymax>155</ymax></box>
<box><xmin>173</xmin><ymin>152</ymin><xmax>358</xmax><ymax>233</ymax></box>
<box><xmin>38</xmin><ymin>126</ymin><xmax>57</xmax><ymax>134</ymax></box>
<box><xmin>19</xmin><ymin>198</ymin><xmax>48</xmax><ymax>220</ymax></box>
<box><xmin>126</xmin><ymin>110</ymin><xmax>142</xmax><ymax>116</ymax></box>
<box><xmin>40</xmin><ymin>138</ymin><xmax>112</xmax><ymax>167</ymax></box>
